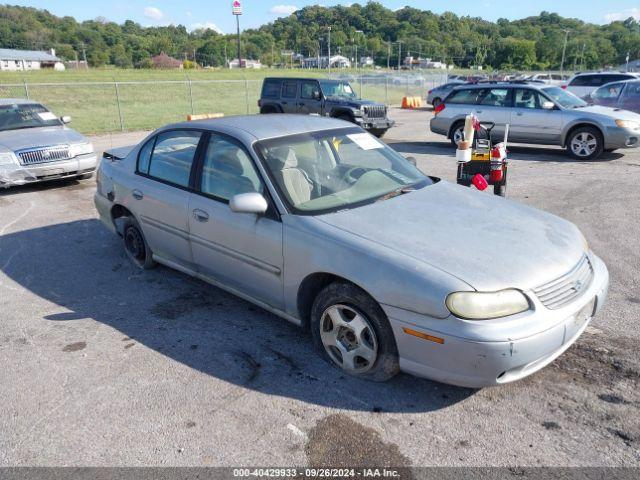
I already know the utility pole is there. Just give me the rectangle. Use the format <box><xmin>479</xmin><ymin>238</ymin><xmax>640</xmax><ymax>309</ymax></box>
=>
<box><xmin>387</xmin><ymin>40</ymin><xmax>391</xmax><ymax>69</ymax></box>
<box><xmin>397</xmin><ymin>40</ymin><xmax>403</xmax><ymax>70</ymax></box>
<box><xmin>560</xmin><ymin>29</ymin><xmax>570</xmax><ymax>78</ymax></box>
<box><xmin>626</xmin><ymin>51</ymin><xmax>631</xmax><ymax>72</ymax></box>
<box><xmin>327</xmin><ymin>26</ymin><xmax>332</xmax><ymax>73</ymax></box>
<box><xmin>232</xmin><ymin>0</ymin><xmax>243</xmax><ymax>68</ymax></box>
<box><xmin>80</xmin><ymin>42</ymin><xmax>88</xmax><ymax>69</ymax></box>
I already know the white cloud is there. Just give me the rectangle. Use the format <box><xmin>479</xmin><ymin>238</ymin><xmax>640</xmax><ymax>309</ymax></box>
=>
<box><xmin>144</xmin><ymin>6</ymin><xmax>164</xmax><ymax>21</ymax></box>
<box><xmin>605</xmin><ymin>8</ymin><xmax>640</xmax><ymax>23</ymax></box>
<box><xmin>269</xmin><ymin>5</ymin><xmax>298</xmax><ymax>16</ymax></box>
<box><xmin>186</xmin><ymin>11</ymin><xmax>193</xmax><ymax>17</ymax></box>
<box><xmin>190</xmin><ymin>22</ymin><xmax>224</xmax><ymax>34</ymax></box>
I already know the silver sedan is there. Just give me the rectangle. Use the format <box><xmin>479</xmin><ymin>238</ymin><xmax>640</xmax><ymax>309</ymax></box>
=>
<box><xmin>0</xmin><ymin>99</ymin><xmax>96</xmax><ymax>187</ymax></box>
<box><xmin>95</xmin><ymin>115</ymin><xmax>609</xmax><ymax>387</ymax></box>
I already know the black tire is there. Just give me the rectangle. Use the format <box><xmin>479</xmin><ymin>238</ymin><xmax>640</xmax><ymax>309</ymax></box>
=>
<box><xmin>604</xmin><ymin>148</ymin><xmax>617</xmax><ymax>153</ymax></box>
<box><xmin>449</xmin><ymin>122</ymin><xmax>465</xmax><ymax>148</ymax></box>
<box><xmin>566</xmin><ymin>126</ymin><xmax>604</xmax><ymax>160</ymax></box>
<box><xmin>122</xmin><ymin>217</ymin><xmax>156</xmax><ymax>270</ymax></box>
<box><xmin>77</xmin><ymin>173</ymin><xmax>94</xmax><ymax>180</ymax></box>
<box><xmin>260</xmin><ymin>105</ymin><xmax>279</xmax><ymax>114</ymax></box>
<box><xmin>370</xmin><ymin>128</ymin><xmax>387</xmax><ymax>138</ymax></box>
<box><xmin>336</xmin><ymin>113</ymin><xmax>354</xmax><ymax>123</ymax></box>
<box><xmin>310</xmin><ymin>281</ymin><xmax>399</xmax><ymax>382</ymax></box>
<box><xmin>494</xmin><ymin>183</ymin><xmax>506</xmax><ymax>197</ymax></box>
<box><xmin>432</xmin><ymin>98</ymin><xmax>442</xmax><ymax>108</ymax></box>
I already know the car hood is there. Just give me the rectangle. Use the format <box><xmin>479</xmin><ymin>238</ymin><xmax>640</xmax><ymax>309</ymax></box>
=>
<box><xmin>571</xmin><ymin>105</ymin><xmax>640</xmax><ymax>121</ymax></box>
<box><xmin>317</xmin><ymin>181</ymin><xmax>585</xmax><ymax>292</ymax></box>
<box><xmin>0</xmin><ymin>126</ymin><xmax>87</xmax><ymax>152</ymax></box>
<box><xmin>325</xmin><ymin>98</ymin><xmax>380</xmax><ymax>108</ymax></box>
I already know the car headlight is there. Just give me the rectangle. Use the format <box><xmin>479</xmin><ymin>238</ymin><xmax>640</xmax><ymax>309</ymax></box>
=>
<box><xmin>446</xmin><ymin>289</ymin><xmax>530</xmax><ymax>320</ymax></box>
<box><xmin>615</xmin><ymin>119</ymin><xmax>640</xmax><ymax>130</ymax></box>
<box><xmin>0</xmin><ymin>152</ymin><xmax>17</xmax><ymax>166</ymax></box>
<box><xmin>69</xmin><ymin>143</ymin><xmax>94</xmax><ymax>157</ymax></box>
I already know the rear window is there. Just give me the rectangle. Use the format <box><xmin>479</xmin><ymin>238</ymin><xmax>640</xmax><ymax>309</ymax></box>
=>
<box><xmin>262</xmin><ymin>79</ymin><xmax>281</xmax><ymax>98</ymax></box>
<box><xmin>570</xmin><ymin>74</ymin><xmax>635</xmax><ymax>87</ymax></box>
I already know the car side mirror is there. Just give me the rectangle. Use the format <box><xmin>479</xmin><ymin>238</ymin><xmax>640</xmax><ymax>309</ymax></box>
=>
<box><xmin>405</xmin><ymin>156</ymin><xmax>417</xmax><ymax>166</ymax></box>
<box><xmin>229</xmin><ymin>192</ymin><xmax>268</xmax><ymax>215</ymax></box>
<box><xmin>60</xmin><ymin>116</ymin><xmax>72</xmax><ymax>124</ymax></box>
<box><xmin>313</xmin><ymin>91</ymin><xmax>322</xmax><ymax>100</ymax></box>
<box><xmin>541</xmin><ymin>101</ymin><xmax>555</xmax><ymax>110</ymax></box>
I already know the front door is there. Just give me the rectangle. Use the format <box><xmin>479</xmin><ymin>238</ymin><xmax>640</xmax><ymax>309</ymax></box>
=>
<box><xmin>298</xmin><ymin>80</ymin><xmax>324</xmax><ymax>114</ymax></box>
<box><xmin>188</xmin><ymin>132</ymin><xmax>284</xmax><ymax>309</ymax></box>
<box><xmin>509</xmin><ymin>88</ymin><xmax>563</xmax><ymax>145</ymax></box>
<box><xmin>132</xmin><ymin>129</ymin><xmax>203</xmax><ymax>268</ymax></box>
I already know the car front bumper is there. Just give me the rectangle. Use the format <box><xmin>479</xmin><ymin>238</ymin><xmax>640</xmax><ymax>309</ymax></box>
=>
<box><xmin>604</xmin><ymin>125</ymin><xmax>640</xmax><ymax>150</ymax></box>
<box><xmin>385</xmin><ymin>254</ymin><xmax>610</xmax><ymax>388</ymax></box>
<box><xmin>355</xmin><ymin>117</ymin><xmax>395</xmax><ymax>131</ymax></box>
<box><xmin>0</xmin><ymin>154</ymin><xmax>98</xmax><ymax>187</ymax></box>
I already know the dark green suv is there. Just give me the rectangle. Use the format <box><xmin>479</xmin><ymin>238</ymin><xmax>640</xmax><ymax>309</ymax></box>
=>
<box><xmin>258</xmin><ymin>77</ymin><xmax>394</xmax><ymax>138</ymax></box>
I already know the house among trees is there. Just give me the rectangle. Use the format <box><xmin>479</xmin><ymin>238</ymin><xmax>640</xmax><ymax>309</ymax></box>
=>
<box><xmin>301</xmin><ymin>55</ymin><xmax>352</xmax><ymax>69</ymax></box>
<box><xmin>0</xmin><ymin>48</ymin><xmax>65</xmax><ymax>71</ymax></box>
<box><xmin>150</xmin><ymin>52</ymin><xmax>183</xmax><ymax>69</ymax></box>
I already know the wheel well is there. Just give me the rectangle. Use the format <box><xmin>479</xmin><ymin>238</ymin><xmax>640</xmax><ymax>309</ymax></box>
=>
<box><xmin>564</xmin><ymin>123</ymin><xmax>603</xmax><ymax>147</ymax></box>
<box><xmin>297</xmin><ymin>273</ymin><xmax>364</xmax><ymax>327</ymax></box>
<box><xmin>111</xmin><ymin>204</ymin><xmax>134</xmax><ymax>236</ymax></box>
<box><xmin>331</xmin><ymin>110</ymin><xmax>354</xmax><ymax>122</ymax></box>
<box><xmin>448</xmin><ymin>119</ymin><xmax>465</xmax><ymax>139</ymax></box>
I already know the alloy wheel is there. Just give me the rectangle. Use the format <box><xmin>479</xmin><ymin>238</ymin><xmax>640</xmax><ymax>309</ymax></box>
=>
<box><xmin>570</xmin><ymin>132</ymin><xmax>598</xmax><ymax>157</ymax></box>
<box><xmin>319</xmin><ymin>304</ymin><xmax>378</xmax><ymax>373</ymax></box>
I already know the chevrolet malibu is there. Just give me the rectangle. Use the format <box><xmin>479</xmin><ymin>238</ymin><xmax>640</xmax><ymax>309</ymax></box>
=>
<box><xmin>94</xmin><ymin>115</ymin><xmax>609</xmax><ymax>387</ymax></box>
<box><xmin>0</xmin><ymin>99</ymin><xmax>96</xmax><ymax>187</ymax></box>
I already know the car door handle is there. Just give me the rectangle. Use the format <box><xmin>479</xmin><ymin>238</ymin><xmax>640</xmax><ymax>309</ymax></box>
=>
<box><xmin>476</xmin><ymin>110</ymin><xmax>483</xmax><ymax>114</ymax></box>
<box><xmin>192</xmin><ymin>209</ymin><xmax>209</xmax><ymax>223</ymax></box>
<box><xmin>132</xmin><ymin>190</ymin><xmax>144</xmax><ymax>200</ymax></box>
<box><xmin>516</xmin><ymin>112</ymin><xmax>524</xmax><ymax>116</ymax></box>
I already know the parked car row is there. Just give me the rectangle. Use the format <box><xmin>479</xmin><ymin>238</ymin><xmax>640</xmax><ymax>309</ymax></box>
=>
<box><xmin>429</xmin><ymin>81</ymin><xmax>640</xmax><ymax>159</ymax></box>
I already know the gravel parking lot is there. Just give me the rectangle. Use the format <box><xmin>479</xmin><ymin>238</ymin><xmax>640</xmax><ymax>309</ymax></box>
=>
<box><xmin>0</xmin><ymin>108</ymin><xmax>639</xmax><ymax>467</ymax></box>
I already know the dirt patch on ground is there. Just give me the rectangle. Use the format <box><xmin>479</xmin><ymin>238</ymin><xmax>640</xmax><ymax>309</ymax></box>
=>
<box><xmin>306</xmin><ymin>414</ymin><xmax>412</xmax><ymax>468</ymax></box>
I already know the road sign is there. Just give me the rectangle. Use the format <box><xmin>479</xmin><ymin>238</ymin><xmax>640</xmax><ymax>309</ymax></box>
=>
<box><xmin>232</xmin><ymin>0</ymin><xmax>242</xmax><ymax>15</ymax></box>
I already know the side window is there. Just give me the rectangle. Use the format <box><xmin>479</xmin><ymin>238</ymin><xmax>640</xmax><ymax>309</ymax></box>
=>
<box><xmin>282</xmin><ymin>81</ymin><xmax>298</xmax><ymax>99</ymax></box>
<box><xmin>514</xmin><ymin>89</ymin><xmax>541</xmax><ymax>109</ymax></box>
<box><xmin>262</xmin><ymin>80</ymin><xmax>281</xmax><ymax>98</ymax></box>
<box><xmin>200</xmin><ymin>134</ymin><xmax>264</xmax><ymax>201</ymax></box>
<box><xmin>478</xmin><ymin>88</ymin><xmax>510</xmax><ymax>107</ymax></box>
<box><xmin>147</xmin><ymin>130</ymin><xmax>201</xmax><ymax>188</ymax></box>
<box><xmin>623</xmin><ymin>83</ymin><xmax>640</xmax><ymax>98</ymax></box>
<box><xmin>594</xmin><ymin>82</ymin><xmax>624</xmax><ymax>99</ymax></box>
<box><xmin>569</xmin><ymin>75</ymin><xmax>589</xmax><ymax>87</ymax></box>
<box><xmin>446</xmin><ymin>89</ymin><xmax>480</xmax><ymax>105</ymax></box>
<box><xmin>301</xmin><ymin>81</ymin><xmax>320</xmax><ymax>99</ymax></box>
<box><xmin>137</xmin><ymin>138</ymin><xmax>155</xmax><ymax>174</ymax></box>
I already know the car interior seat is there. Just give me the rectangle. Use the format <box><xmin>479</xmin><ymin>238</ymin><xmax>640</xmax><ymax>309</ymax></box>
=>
<box><xmin>203</xmin><ymin>147</ymin><xmax>255</xmax><ymax>199</ymax></box>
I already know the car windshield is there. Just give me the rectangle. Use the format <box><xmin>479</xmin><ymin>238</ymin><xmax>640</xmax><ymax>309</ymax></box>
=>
<box><xmin>256</xmin><ymin>128</ymin><xmax>432</xmax><ymax>214</ymax></box>
<box><xmin>542</xmin><ymin>87</ymin><xmax>587</xmax><ymax>108</ymax></box>
<box><xmin>319</xmin><ymin>80</ymin><xmax>357</xmax><ymax>98</ymax></box>
<box><xmin>0</xmin><ymin>103</ymin><xmax>62</xmax><ymax>131</ymax></box>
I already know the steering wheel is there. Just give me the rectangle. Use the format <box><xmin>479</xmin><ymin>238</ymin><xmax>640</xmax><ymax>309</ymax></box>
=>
<box><xmin>344</xmin><ymin>166</ymin><xmax>367</xmax><ymax>184</ymax></box>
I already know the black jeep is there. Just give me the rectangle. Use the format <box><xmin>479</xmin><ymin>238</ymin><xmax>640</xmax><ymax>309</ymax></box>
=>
<box><xmin>258</xmin><ymin>77</ymin><xmax>395</xmax><ymax>138</ymax></box>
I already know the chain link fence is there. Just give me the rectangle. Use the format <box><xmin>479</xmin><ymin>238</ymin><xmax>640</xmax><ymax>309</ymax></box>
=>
<box><xmin>0</xmin><ymin>72</ymin><xmax>448</xmax><ymax>135</ymax></box>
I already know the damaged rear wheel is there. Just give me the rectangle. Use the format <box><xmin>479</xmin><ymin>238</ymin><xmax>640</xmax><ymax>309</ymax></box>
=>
<box><xmin>122</xmin><ymin>217</ymin><xmax>156</xmax><ymax>270</ymax></box>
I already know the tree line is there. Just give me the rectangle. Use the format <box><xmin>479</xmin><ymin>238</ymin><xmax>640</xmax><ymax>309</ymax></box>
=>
<box><xmin>0</xmin><ymin>3</ymin><xmax>638</xmax><ymax>71</ymax></box>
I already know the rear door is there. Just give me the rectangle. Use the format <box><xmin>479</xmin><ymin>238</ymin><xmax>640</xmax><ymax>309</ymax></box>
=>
<box><xmin>474</xmin><ymin>87</ymin><xmax>512</xmax><ymax>141</ymax></box>
<box><xmin>188</xmin><ymin>132</ymin><xmax>284</xmax><ymax>309</ymax></box>
<box><xmin>620</xmin><ymin>82</ymin><xmax>640</xmax><ymax>113</ymax></box>
<box><xmin>298</xmin><ymin>80</ymin><xmax>323</xmax><ymax>114</ymax></box>
<box><xmin>280</xmin><ymin>80</ymin><xmax>299</xmax><ymax>113</ymax></box>
<box><xmin>509</xmin><ymin>88</ymin><xmax>563</xmax><ymax>144</ymax></box>
<box><xmin>132</xmin><ymin>129</ymin><xmax>203</xmax><ymax>269</ymax></box>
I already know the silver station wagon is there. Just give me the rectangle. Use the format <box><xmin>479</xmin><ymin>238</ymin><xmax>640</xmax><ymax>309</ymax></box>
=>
<box><xmin>95</xmin><ymin>115</ymin><xmax>609</xmax><ymax>387</ymax></box>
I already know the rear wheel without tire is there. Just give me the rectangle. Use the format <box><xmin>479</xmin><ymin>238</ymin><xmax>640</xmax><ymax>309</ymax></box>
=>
<box><xmin>310</xmin><ymin>282</ymin><xmax>399</xmax><ymax>382</ymax></box>
<box><xmin>567</xmin><ymin>126</ymin><xmax>604</xmax><ymax>160</ymax></box>
<box><xmin>122</xmin><ymin>217</ymin><xmax>156</xmax><ymax>270</ymax></box>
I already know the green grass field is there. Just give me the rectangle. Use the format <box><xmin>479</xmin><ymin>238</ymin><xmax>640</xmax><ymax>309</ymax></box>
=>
<box><xmin>0</xmin><ymin>68</ymin><xmax>440</xmax><ymax>134</ymax></box>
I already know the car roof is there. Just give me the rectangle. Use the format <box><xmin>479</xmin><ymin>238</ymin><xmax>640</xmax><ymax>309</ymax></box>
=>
<box><xmin>0</xmin><ymin>98</ymin><xmax>41</xmax><ymax>106</ymax></box>
<box><xmin>162</xmin><ymin>114</ymin><xmax>353</xmax><ymax>142</ymax></box>
<box><xmin>451</xmin><ymin>82</ymin><xmax>550</xmax><ymax>91</ymax></box>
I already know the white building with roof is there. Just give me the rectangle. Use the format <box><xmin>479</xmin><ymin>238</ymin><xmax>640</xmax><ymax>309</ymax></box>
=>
<box><xmin>0</xmin><ymin>48</ymin><xmax>65</xmax><ymax>71</ymax></box>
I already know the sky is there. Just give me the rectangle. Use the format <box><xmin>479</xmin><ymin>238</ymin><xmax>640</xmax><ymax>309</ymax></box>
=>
<box><xmin>9</xmin><ymin>1</ymin><xmax>640</xmax><ymax>33</ymax></box>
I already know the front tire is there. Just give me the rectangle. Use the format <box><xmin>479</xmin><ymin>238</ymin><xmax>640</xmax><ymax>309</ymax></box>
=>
<box><xmin>450</xmin><ymin>122</ymin><xmax>465</xmax><ymax>147</ymax></box>
<box><xmin>77</xmin><ymin>172</ymin><xmax>94</xmax><ymax>180</ymax></box>
<box><xmin>310</xmin><ymin>282</ymin><xmax>399</xmax><ymax>382</ymax></box>
<box><xmin>122</xmin><ymin>217</ymin><xmax>156</xmax><ymax>270</ymax></box>
<box><xmin>567</xmin><ymin>126</ymin><xmax>604</xmax><ymax>160</ymax></box>
<box><xmin>370</xmin><ymin>128</ymin><xmax>388</xmax><ymax>138</ymax></box>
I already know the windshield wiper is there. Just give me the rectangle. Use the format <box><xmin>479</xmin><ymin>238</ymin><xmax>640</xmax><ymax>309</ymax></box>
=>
<box><xmin>376</xmin><ymin>187</ymin><xmax>414</xmax><ymax>202</ymax></box>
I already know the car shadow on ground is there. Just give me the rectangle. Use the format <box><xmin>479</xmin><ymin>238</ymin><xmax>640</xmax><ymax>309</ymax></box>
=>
<box><xmin>387</xmin><ymin>140</ymin><xmax>625</xmax><ymax>163</ymax></box>
<box><xmin>1</xmin><ymin>219</ymin><xmax>476</xmax><ymax>413</ymax></box>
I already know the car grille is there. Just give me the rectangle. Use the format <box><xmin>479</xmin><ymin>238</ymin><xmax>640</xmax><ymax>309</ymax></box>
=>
<box><xmin>364</xmin><ymin>105</ymin><xmax>386</xmax><ymax>119</ymax></box>
<box><xmin>533</xmin><ymin>255</ymin><xmax>594</xmax><ymax>310</ymax></box>
<box><xmin>17</xmin><ymin>145</ymin><xmax>71</xmax><ymax>166</ymax></box>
